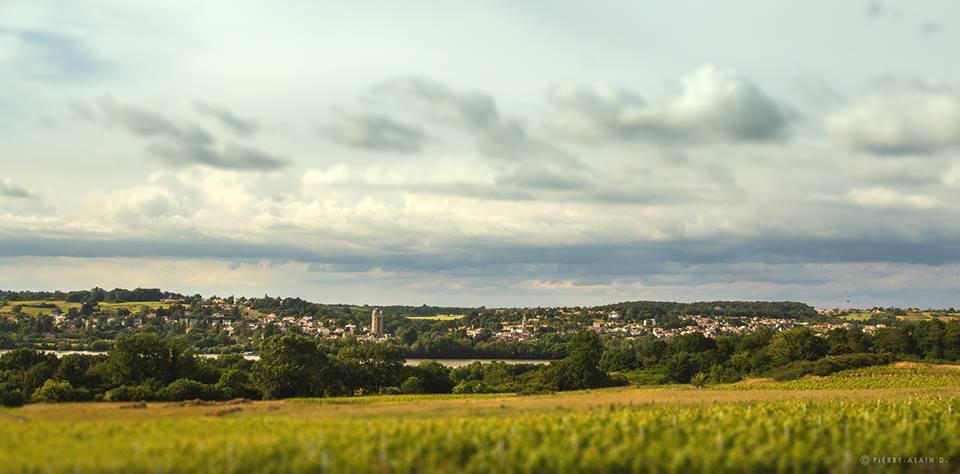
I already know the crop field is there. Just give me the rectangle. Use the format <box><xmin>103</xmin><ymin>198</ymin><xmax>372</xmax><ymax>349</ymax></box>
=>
<box><xmin>0</xmin><ymin>300</ymin><xmax>169</xmax><ymax>316</ymax></box>
<box><xmin>3</xmin><ymin>367</ymin><xmax>960</xmax><ymax>473</ymax></box>
<box><xmin>720</xmin><ymin>363</ymin><xmax>960</xmax><ymax>391</ymax></box>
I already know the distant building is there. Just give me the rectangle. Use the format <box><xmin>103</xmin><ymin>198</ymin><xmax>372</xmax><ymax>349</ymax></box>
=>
<box><xmin>371</xmin><ymin>308</ymin><xmax>384</xmax><ymax>338</ymax></box>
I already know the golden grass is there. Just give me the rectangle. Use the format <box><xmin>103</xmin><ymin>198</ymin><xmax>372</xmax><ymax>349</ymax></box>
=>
<box><xmin>11</xmin><ymin>384</ymin><xmax>960</xmax><ymax>424</ymax></box>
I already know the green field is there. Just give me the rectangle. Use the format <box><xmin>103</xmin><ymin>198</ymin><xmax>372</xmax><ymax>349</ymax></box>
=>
<box><xmin>405</xmin><ymin>314</ymin><xmax>465</xmax><ymax>321</ymax></box>
<box><xmin>0</xmin><ymin>300</ymin><xmax>170</xmax><ymax>316</ymax></box>
<box><xmin>3</xmin><ymin>364</ymin><xmax>960</xmax><ymax>473</ymax></box>
<box><xmin>720</xmin><ymin>363</ymin><xmax>960</xmax><ymax>390</ymax></box>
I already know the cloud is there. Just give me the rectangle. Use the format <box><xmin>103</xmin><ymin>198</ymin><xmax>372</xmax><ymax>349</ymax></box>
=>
<box><xmin>847</xmin><ymin>187</ymin><xmax>944</xmax><ymax>210</ymax></box>
<box><xmin>865</xmin><ymin>1</ymin><xmax>902</xmax><ymax>21</ymax></box>
<box><xmin>93</xmin><ymin>99</ymin><xmax>287</xmax><ymax>170</ymax></box>
<box><xmin>0</xmin><ymin>235</ymin><xmax>320</xmax><ymax>261</ymax></box>
<box><xmin>194</xmin><ymin>101</ymin><xmax>259</xmax><ymax>136</ymax></box>
<box><xmin>146</xmin><ymin>141</ymin><xmax>287</xmax><ymax>171</ymax></box>
<box><xmin>0</xmin><ymin>179</ymin><xmax>32</xmax><ymax>198</ymax></box>
<box><xmin>826</xmin><ymin>78</ymin><xmax>960</xmax><ymax>155</ymax></box>
<box><xmin>919</xmin><ymin>21</ymin><xmax>944</xmax><ymax>37</ymax></box>
<box><xmin>321</xmin><ymin>108</ymin><xmax>427</xmax><ymax>153</ymax></box>
<box><xmin>0</xmin><ymin>27</ymin><xmax>108</xmax><ymax>81</ymax></box>
<box><xmin>371</xmin><ymin>77</ymin><xmax>580</xmax><ymax>165</ymax></box>
<box><xmin>943</xmin><ymin>166</ymin><xmax>960</xmax><ymax>187</ymax></box>
<box><xmin>547</xmin><ymin>65</ymin><xmax>794</xmax><ymax>144</ymax></box>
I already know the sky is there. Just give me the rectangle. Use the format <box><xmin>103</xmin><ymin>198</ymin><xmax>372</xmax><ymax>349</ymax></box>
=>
<box><xmin>2</xmin><ymin>1</ymin><xmax>960</xmax><ymax>308</ymax></box>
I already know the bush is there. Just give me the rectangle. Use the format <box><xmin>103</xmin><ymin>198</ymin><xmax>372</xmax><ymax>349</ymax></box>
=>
<box><xmin>768</xmin><ymin>353</ymin><xmax>893</xmax><ymax>381</ymax></box>
<box><xmin>216</xmin><ymin>369</ymin><xmax>260</xmax><ymax>400</ymax></box>
<box><xmin>104</xmin><ymin>385</ymin><xmax>158</xmax><ymax>402</ymax></box>
<box><xmin>0</xmin><ymin>383</ymin><xmax>26</xmax><ymax>407</ymax></box>
<box><xmin>400</xmin><ymin>376</ymin><xmax>424</xmax><ymax>394</ymax></box>
<box><xmin>158</xmin><ymin>379</ymin><xmax>226</xmax><ymax>401</ymax></box>
<box><xmin>31</xmin><ymin>379</ymin><xmax>91</xmax><ymax>403</ymax></box>
<box><xmin>690</xmin><ymin>372</ymin><xmax>708</xmax><ymax>388</ymax></box>
<box><xmin>616</xmin><ymin>367</ymin><xmax>669</xmax><ymax>386</ymax></box>
<box><xmin>452</xmin><ymin>380</ymin><xmax>486</xmax><ymax>394</ymax></box>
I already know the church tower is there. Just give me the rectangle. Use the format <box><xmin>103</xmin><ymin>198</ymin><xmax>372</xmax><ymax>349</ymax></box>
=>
<box><xmin>371</xmin><ymin>308</ymin><xmax>384</xmax><ymax>338</ymax></box>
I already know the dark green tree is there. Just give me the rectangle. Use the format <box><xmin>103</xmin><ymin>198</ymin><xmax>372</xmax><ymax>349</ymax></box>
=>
<box><xmin>252</xmin><ymin>334</ymin><xmax>337</xmax><ymax>399</ymax></box>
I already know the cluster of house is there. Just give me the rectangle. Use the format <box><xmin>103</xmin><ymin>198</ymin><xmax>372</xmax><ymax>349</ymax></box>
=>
<box><xmin>587</xmin><ymin>313</ymin><xmax>862</xmax><ymax>339</ymax></box>
<box><xmin>42</xmin><ymin>298</ymin><xmax>890</xmax><ymax>343</ymax></box>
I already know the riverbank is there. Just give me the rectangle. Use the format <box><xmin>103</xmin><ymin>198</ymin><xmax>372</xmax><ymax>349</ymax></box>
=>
<box><xmin>0</xmin><ymin>349</ymin><xmax>555</xmax><ymax>367</ymax></box>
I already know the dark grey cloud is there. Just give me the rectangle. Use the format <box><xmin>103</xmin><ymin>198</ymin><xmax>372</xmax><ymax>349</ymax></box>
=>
<box><xmin>146</xmin><ymin>142</ymin><xmax>287</xmax><ymax>171</ymax></box>
<box><xmin>6</xmin><ymin>234</ymin><xmax>960</xmax><ymax>276</ymax></box>
<box><xmin>322</xmin><ymin>108</ymin><xmax>427</xmax><ymax>153</ymax></box>
<box><xmin>93</xmin><ymin>100</ymin><xmax>287</xmax><ymax>170</ymax></box>
<box><xmin>547</xmin><ymin>66</ymin><xmax>795</xmax><ymax>144</ymax></box>
<box><xmin>194</xmin><ymin>101</ymin><xmax>259</xmax><ymax>137</ymax></box>
<box><xmin>0</xmin><ymin>235</ymin><xmax>320</xmax><ymax>261</ymax></box>
<box><xmin>0</xmin><ymin>179</ymin><xmax>33</xmax><ymax>198</ymax></box>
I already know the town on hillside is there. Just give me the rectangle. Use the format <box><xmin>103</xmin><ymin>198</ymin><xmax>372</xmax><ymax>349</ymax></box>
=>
<box><xmin>2</xmin><ymin>288</ymin><xmax>951</xmax><ymax>356</ymax></box>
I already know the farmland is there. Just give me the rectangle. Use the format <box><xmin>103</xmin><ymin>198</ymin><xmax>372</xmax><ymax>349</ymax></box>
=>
<box><xmin>3</xmin><ymin>366</ymin><xmax>960</xmax><ymax>473</ymax></box>
<box><xmin>721</xmin><ymin>363</ymin><xmax>960</xmax><ymax>390</ymax></box>
<box><xmin>405</xmin><ymin>314</ymin><xmax>465</xmax><ymax>321</ymax></box>
<box><xmin>0</xmin><ymin>300</ymin><xmax>170</xmax><ymax>317</ymax></box>
<box><xmin>841</xmin><ymin>310</ymin><xmax>960</xmax><ymax>322</ymax></box>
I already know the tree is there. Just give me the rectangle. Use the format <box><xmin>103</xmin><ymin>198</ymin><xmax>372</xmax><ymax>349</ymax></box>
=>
<box><xmin>405</xmin><ymin>361</ymin><xmax>453</xmax><ymax>393</ymax></box>
<box><xmin>912</xmin><ymin>320</ymin><xmax>945</xmax><ymax>359</ymax></box>
<box><xmin>664</xmin><ymin>351</ymin><xmax>698</xmax><ymax>383</ymax></box>
<box><xmin>944</xmin><ymin>321</ymin><xmax>960</xmax><ymax>361</ymax></box>
<box><xmin>544</xmin><ymin>331</ymin><xmax>612</xmax><ymax>390</ymax></box>
<box><xmin>872</xmin><ymin>328</ymin><xmax>913</xmax><ymax>355</ymax></box>
<box><xmin>400</xmin><ymin>376</ymin><xmax>424</xmax><ymax>394</ymax></box>
<box><xmin>336</xmin><ymin>343</ymin><xmax>405</xmax><ymax>393</ymax></box>
<box><xmin>109</xmin><ymin>333</ymin><xmax>178</xmax><ymax>386</ymax></box>
<box><xmin>55</xmin><ymin>354</ymin><xmax>96</xmax><ymax>388</ymax></box>
<box><xmin>253</xmin><ymin>334</ymin><xmax>336</xmax><ymax>399</ymax></box>
<box><xmin>217</xmin><ymin>368</ymin><xmax>259</xmax><ymax>399</ymax></box>
<box><xmin>767</xmin><ymin>328</ymin><xmax>828</xmax><ymax>366</ymax></box>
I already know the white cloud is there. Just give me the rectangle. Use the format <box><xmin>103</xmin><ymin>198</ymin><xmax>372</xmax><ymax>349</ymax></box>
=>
<box><xmin>847</xmin><ymin>186</ymin><xmax>944</xmax><ymax>210</ymax></box>
<box><xmin>826</xmin><ymin>78</ymin><xmax>960</xmax><ymax>155</ymax></box>
<box><xmin>943</xmin><ymin>165</ymin><xmax>960</xmax><ymax>187</ymax></box>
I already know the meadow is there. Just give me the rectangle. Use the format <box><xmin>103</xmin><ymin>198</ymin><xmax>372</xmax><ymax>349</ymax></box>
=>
<box><xmin>3</xmin><ymin>364</ymin><xmax>960</xmax><ymax>473</ymax></box>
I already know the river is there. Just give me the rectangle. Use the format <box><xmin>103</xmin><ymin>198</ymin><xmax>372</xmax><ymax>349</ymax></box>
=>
<box><xmin>0</xmin><ymin>349</ymin><xmax>555</xmax><ymax>367</ymax></box>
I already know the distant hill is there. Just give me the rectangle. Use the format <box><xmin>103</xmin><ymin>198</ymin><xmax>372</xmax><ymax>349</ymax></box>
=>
<box><xmin>599</xmin><ymin>300</ymin><xmax>818</xmax><ymax>321</ymax></box>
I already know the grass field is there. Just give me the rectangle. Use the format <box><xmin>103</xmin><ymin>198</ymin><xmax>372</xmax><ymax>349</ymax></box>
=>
<box><xmin>3</xmin><ymin>364</ymin><xmax>960</xmax><ymax>473</ymax></box>
<box><xmin>0</xmin><ymin>300</ymin><xmax>170</xmax><ymax>316</ymax></box>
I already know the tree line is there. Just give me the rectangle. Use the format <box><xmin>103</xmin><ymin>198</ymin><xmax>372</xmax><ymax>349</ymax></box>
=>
<box><xmin>3</xmin><ymin>319</ymin><xmax>960</xmax><ymax>406</ymax></box>
<box><xmin>0</xmin><ymin>331</ymin><xmax>614</xmax><ymax>406</ymax></box>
